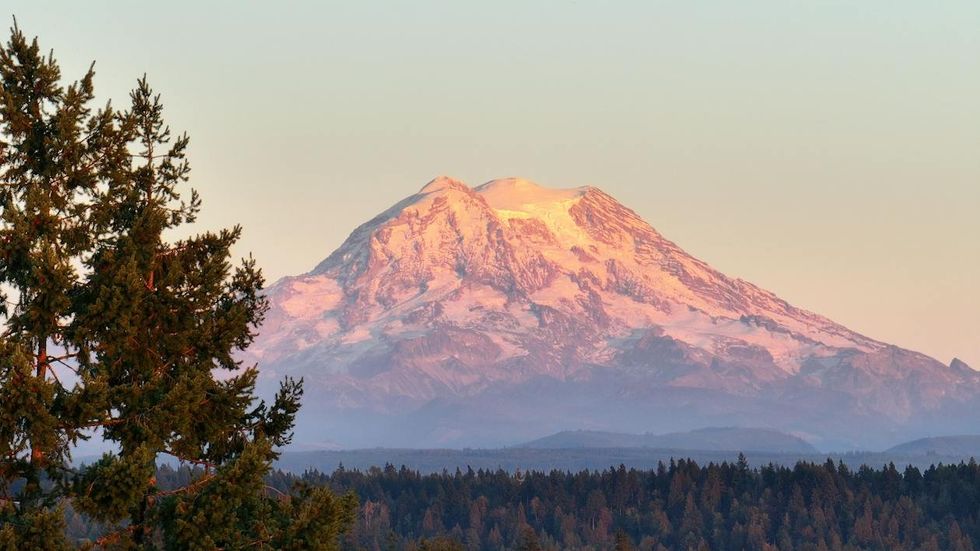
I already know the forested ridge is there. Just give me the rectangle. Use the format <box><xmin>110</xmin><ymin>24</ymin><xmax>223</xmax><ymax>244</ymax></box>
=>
<box><xmin>67</xmin><ymin>456</ymin><xmax>980</xmax><ymax>550</ymax></box>
<box><xmin>298</xmin><ymin>456</ymin><xmax>980</xmax><ymax>550</ymax></box>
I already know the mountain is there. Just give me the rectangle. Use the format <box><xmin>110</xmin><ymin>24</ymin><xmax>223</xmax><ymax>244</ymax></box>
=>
<box><xmin>521</xmin><ymin>428</ymin><xmax>819</xmax><ymax>454</ymax></box>
<box><xmin>886</xmin><ymin>436</ymin><xmax>980</xmax><ymax>457</ymax></box>
<box><xmin>249</xmin><ymin>176</ymin><xmax>980</xmax><ymax>450</ymax></box>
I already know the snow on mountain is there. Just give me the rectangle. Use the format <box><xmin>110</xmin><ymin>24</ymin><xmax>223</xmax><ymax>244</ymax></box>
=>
<box><xmin>249</xmin><ymin>177</ymin><xmax>980</xmax><ymax>450</ymax></box>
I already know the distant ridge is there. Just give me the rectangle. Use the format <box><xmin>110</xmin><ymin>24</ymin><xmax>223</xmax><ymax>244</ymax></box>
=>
<box><xmin>886</xmin><ymin>436</ymin><xmax>980</xmax><ymax>457</ymax></box>
<box><xmin>520</xmin><ymin>427</ymin><xmax>818</xmax><ymax>454</ymax></box>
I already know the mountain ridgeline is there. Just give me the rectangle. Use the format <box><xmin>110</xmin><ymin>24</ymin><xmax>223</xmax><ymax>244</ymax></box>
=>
<box><xmin>249</xmin><ymin>177</ymin><xmax>978</xmax><ymax>451</ymax></box>
<box><xmin>885</xmin><ymin>436</ymin><xmax>980</xmax><ymax>457</ymax></box>
<box><xmin>521</xmin><ymin>428</ymin><xmax>819</xmax><ymax>454</ymax></box>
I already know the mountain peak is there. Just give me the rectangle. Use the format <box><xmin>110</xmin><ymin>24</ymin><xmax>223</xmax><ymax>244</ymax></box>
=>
<box><xmin>253</xmin><ymin>175</ymin><xmax>978</xmax><ymax>449</ymax></box>
<box><xmin>418</xmin><ymin>175</ymin><xmax>469</xmax><ymax>194</ymax></box>
<box><xmin>474</xmin><ymin>178</ymin><xmax>588</xmax><ymax>212</ymax></box>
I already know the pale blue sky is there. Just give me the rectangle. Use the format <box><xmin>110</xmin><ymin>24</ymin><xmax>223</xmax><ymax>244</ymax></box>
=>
<box><xmin>6</xmin><ymin>1</ymin><xmax>979</xmax><ymax>367</ymax></box>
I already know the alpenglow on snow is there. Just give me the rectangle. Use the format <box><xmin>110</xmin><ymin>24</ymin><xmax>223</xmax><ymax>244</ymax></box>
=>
<box><xmin>246</xmin><ymin>177</ymin><xmax>978</xmax><ymax>451</ymax></box>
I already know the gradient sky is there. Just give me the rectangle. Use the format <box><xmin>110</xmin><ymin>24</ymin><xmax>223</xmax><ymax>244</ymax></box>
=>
<box><xmin>6</xmin><ymin>1</ymin><xmax>979</xmax><ymax>368</ymax></box>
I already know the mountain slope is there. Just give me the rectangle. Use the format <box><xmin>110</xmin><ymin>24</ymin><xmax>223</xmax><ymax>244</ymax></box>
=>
<box><xmin>249</xmin><ymin>177</ymin><xmax>979</xmax><ymax>450</ymax></box>
<box><xmin>886</xmin><ymin>436</ymin><xmax>980</xmax><ymax>456</ymax></box>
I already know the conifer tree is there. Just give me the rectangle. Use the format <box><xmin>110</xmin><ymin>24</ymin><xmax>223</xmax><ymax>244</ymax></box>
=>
<box><xmin>0</xmin><ymin>23</ymin><xmax>355</xmax><ymax>549</ymax></box>
<box><xmin>613</xmin><ymin>530</ymin><xmax>636</xmax><ymax>551</ymax></box>
<box><xmin>67</xmin><ymin>62</ymin><xmax>354</xmax><ymax>551</ymax></box>
<box><xmin>0</xmin><ymin>19</ymin><xmax>128</xmax><ymax>549</ymax></box>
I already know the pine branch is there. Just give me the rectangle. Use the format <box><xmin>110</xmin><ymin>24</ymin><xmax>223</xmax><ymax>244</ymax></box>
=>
<box><xmin>155</xmin><ymin>471</ymin><xmax>215</xmax><ymax>498</ymax></box>
<box><xmin>70</xmin><ymin>417</ymin><xmax>126</xmax><ymax>430</ymax></box>
<box><xmin>158</xmin><ymin>449</ymin><xmax>218</xmax><ymax>471</ymax></box>
<box><xmin>93</xmin><ymin>525</ymin><xmax>134</xmax><ymax>548</ymax></box>
<box><xmin>46</xmin><ymin>363</ymin><xmax>64</xmax><ymax>389</ymax></box>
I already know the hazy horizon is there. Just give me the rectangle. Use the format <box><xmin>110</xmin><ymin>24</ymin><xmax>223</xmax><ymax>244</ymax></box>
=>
<box><xmin>7</xmin><ymin>1</ymin><xmax>978</xmax><ymax>368</ymax></box>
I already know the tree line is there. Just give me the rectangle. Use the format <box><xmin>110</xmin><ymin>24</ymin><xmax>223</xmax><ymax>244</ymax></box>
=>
<box><xmin>67</xmin><ymin>456</ymin><xmax>980</xmax><ymax>550</ymax></box>
<box><xmin>168</xmin><ymin>456</ymin><xmax>978</xmax><ymax>551</ymax></box>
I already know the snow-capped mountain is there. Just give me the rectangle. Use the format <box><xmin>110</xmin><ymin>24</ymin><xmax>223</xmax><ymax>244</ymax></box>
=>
<box><xmin>250</xmin><ymin>177</ymin><xmax>978</xmax><ymax>450</ymax></box>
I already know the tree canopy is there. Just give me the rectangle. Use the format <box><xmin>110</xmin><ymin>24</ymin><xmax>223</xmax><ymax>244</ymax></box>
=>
<box><xmin>0</xmin><ymin>20</ymin><xmax>354</xmax><ymax>550</ymax></box>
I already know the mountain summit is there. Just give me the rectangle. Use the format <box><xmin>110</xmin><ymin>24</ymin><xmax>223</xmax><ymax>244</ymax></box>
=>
<box><xmin>251</xmin><ymin>177</ymin><xmax>978</xmax><ymax>450</ymax></box>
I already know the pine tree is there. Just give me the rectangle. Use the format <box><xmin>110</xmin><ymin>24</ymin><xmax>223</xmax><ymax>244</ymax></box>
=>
<box><xmin>416</xmin><ymin>536</ymin><xmax>465</xmax><ymax>551</ymax></box>
<box><xmin>0</xmin><ymin>23</ymin><xmax>355</xmax><ymax>549</ymax></box>
<box><xmin>0</xmin><ymin>18</ymin><xmax>129</xmax><ymax>549</ymax></box>
<box><xmin>516</xmin><ymin>526</ymin><xmax>543</xmax><ymax>551</ymax></box>
<box><xmin>69</xmin><ymin>76</ymin><xmax>355</xmax><ymax>550</ymax></box>
<box><xmin>614</xmin><ymin>530</ymin><xmax>636</xmax><ymax>551</ymax></box>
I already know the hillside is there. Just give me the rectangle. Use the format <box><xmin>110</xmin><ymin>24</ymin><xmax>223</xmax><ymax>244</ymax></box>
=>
<box><xmin>886</xmin><ymin>435</ymin><xmax>980</xmax><ymax>456</ymax></box>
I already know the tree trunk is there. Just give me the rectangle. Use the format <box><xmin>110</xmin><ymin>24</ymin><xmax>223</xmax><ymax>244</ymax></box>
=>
<box><xmin>30</xmin><ymin>339</ymin><xmax>47</xmax><ymax>465</ymax></box>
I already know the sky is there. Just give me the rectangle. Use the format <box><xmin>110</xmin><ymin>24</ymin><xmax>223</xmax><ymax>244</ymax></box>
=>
<box><xmin>5</xmin><ymin>1</ymin><xmax>978</xmax><ymax>368</ymax></box>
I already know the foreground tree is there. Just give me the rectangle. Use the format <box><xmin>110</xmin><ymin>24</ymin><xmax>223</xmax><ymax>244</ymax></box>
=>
<box><xmin>0</xmin><ymin>19</ymin><xmax>129</xmax><ymax>549</ymax></box>
<box><xmin>0</xmin><ymin>22</ymin><xmax>354</xmax><ymax>549</ymax></box>
<box><xmin>71</xmin><ymin>75</ymin><xmax>356</xmax><ymax>549</ymax></box>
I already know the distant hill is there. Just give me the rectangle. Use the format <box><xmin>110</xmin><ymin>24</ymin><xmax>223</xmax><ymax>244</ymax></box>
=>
<box><xmin>521</xmin><ymin>427</ymin><xmax>818</xmax><ymax>454</ymax></box>
<box><xmin>886</xmin><ymin>436</ymin><xmax>980</xmax><ymax>456</ymax></box>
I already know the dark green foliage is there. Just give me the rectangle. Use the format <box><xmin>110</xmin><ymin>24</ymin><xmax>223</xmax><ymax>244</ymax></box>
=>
<box><xmin>271</xmin><ymin>479</ymin><xmax>358</xmax><ymax>551</ymax></box>
<box><xmin>199</xmin><ymin>458</ymin><xmax>980</xmax><ymax>550</ymax></box>
<box><xmin>413</xmin><ymin>536</ymin><xmax>465</xmax><ymax>551</ymax></box>
<box><xmin>154</xmin><ymin>440</ymin><xmax>354</xmax><ymax>551</ymax></box>
<box><xmin>0</xmin><ymin>22</ymin><xmax>354</xmax><ymax>549</ymax></box>
<box><xmin>0</xmin><ymin>505</ymin><xmax>72</xmax><ymax>551</ymax></box>
<box><xmin>0</xmin><ymin>18</ymin><xmax>129</xmax><ymax>547</ymax></box>
<box><xmin>614</xmin><ymin>530</ymin><xmax>636</xmax><ymax>551</ymax></box>
<box><xmin>516</xmin><ymin>527</ymin><xmax>543</xmax><ymax>551</ymax></box>
<box><xmin>72</xmin><ymin>446</ymin><xmax>155</xmax><ymax>524</ymax></box>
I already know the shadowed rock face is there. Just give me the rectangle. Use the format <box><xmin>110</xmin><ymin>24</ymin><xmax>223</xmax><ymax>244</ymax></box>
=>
<box><xmin>248</xmin><ymin>176</ymin><xmax>980</xmax><ymax>450</ymax></box>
